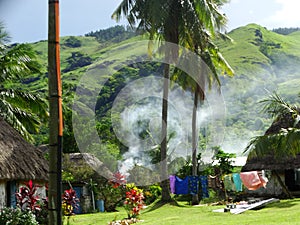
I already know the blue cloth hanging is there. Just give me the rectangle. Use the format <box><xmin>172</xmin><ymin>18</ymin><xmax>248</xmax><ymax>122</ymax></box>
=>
<box><xmin>200</xmin><ymin>175</ymin><xmax>209</xmax><ymax>198</ymax></box>
<box><xmin>175</xmin><ymin>176</ymin><xmax>189</xmax><ymax>194</ymax></box>
<box><xmin>188</xmin><ymin>176</ymin><xmax>200</xmax><ymax>195</ymax></box>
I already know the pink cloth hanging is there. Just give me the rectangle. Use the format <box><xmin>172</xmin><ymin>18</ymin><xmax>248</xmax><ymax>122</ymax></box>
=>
<box><xmin>240</xmin><ymin>171</ymin><xmax>268</xmax><ymax>190</ymax></box>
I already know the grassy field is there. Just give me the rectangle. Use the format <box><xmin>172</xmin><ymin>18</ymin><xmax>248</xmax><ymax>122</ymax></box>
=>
<box><xmin>65</xmin><ymin>198</ymin><xmax>300</xmax><ymax>225</ymax></box>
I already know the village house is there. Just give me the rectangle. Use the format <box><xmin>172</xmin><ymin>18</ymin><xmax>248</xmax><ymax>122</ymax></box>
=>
<box><xmin>242</xmin><ymin>109</ymin><xmax>300</xmax><ymax>198</ymax></box>
<box><xmin>0</xmin><ymin>117</ymin><xmax>48</xmax><ymax>208</ymax></box>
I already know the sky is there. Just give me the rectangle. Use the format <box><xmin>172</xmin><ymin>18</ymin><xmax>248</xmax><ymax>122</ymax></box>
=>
<box><xmin>1</xmin><ymin>0</ymin><xmax>300</xmax><ymax>43</ymax></box>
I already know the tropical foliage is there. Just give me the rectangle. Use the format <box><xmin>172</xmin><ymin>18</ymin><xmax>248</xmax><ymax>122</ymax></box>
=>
<box><xmin>244</xmin><ymin>92</ymin><xmax>300</xmax><ymax>158</ymax></box>
<box><xmin>0</xmin><ymin>207</ymin><xmax>38</xmax><ymax>225</ymax></box>
<box><xmin>0</xmin><ymin>22</ymin><xmax>48</xmax><ymax>142</ymax></box>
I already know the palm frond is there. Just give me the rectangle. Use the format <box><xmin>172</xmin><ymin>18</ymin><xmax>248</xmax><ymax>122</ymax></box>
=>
<box><xmin>244</xmin><ymin>128</ymin><xmax>300</xmax><ymax>159</ymax></box>
<box><xmin>260</xmin><ymin>92</ymin><xmax>298</xmax><ymax>118</ymax></box>
<box><xmin>2</xmin><ymin>89</ymin><xmax>48</xmax><ymax>121</ymax></box>
<box><xmin>0</xmin><ymin>98</ymin><xmax>35</xmax><ymax>142</ymax></box>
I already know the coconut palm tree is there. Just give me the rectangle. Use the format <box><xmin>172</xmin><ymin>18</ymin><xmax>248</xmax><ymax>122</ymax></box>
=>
<box><xmin>113</xmin><ymin>0</ymin><xmax>232</xmax><ymax>202</ymax></box>
<box><xmin>174</xmin><ymin>29</ymin><xmax>234</xmax><ymax>204</ymax></box>
<box><xmin>0</xmin><ymin>22</ymin><xmax>48</xmax><ymax>142</ymax></box>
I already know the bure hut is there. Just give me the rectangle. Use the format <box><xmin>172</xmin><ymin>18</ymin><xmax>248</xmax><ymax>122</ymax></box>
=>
<box><xmin>242</xmin><ymin>110</ymin><xmax>300</xmax><ymax>198</ymax></box>
<box><xmin>0</xmin><ymin>117</ymin><xmax>48</xmax><ymax>208</ymax></box>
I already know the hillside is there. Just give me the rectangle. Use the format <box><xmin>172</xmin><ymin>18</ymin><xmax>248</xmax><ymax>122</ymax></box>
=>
<box><xmin>13</xmin><ymin>24</ymin><xmax>300</xmax><ymax>157</ymax></box>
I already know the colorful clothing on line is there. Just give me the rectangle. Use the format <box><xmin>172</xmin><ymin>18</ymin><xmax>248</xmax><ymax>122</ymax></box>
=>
<box><xmin>240</xmin><ymin>171</ymin><xmax>268</xmax><ymax>190</ymax></box>
<box><xmin>188</xmin><ymin>176</ymin><xmax>200</xmax><ymax>195</ymax></box>
<box><xmin>200</xmin><ymin>175</ymin><xmax>209</xmax><ymax>198</ymax></box>
<box><xmin>232</xmin><ymin>173</ymin><xmax>243</xmax><ymax>192</ymax></box>
<box><xmin>224</xmin><ymin>174</ymin><xmax>235</xmax><ymax>191</ymax></box>
<box><xmin>175</xmin><ymin>176</ymin><xmax>189</xmax><ymax>194</ymax></box>
<box><xmin>169</xmin><ymin>175</ymin><xmax>176</xmax><ymax>194</ymax></box>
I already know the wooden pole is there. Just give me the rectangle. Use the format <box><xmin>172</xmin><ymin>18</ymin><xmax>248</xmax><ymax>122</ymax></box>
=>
<box><xmin>48</xmin><ymin>0</ymin><xmax>63</xmax><ymax>224</ymax></box>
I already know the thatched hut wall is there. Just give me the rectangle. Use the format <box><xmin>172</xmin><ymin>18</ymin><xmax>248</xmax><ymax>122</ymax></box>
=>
<box><xmin>0</xmin><ymin>117</ymin><xmax>49</xmax><ymax>208</ymax></box>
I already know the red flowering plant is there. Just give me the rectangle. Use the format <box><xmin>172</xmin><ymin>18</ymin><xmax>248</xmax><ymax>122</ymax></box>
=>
<box><xmin>62</xmin><ymin>188</ymin><xmax>79</xmax><ymax>216</ymax></box>
<box><xmin>15</xmin><ymin>180</ymin><xmax>42</xmax><ymax>212</ymax></box>
<box><xmin>109</xmin><ymin>171</ymin><xmax>127</xmax><ymax>188</ymax></box>
<box><xmin>124</xmin><ymin>184</ymin><xmax>145</xmax><ymax>219</ymax></box>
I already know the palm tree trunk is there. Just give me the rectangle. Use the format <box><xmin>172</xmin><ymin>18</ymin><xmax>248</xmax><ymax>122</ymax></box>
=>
<box><xmin>273</xmin><ymin>170</ymin><xmax>294</xmax><ymax>199</ymax></box>
<box><xmin>191</xmin><ymin>87</ymin><xmax>199</xmax><ymax>205</ymax></box>
<box><xmin>160</xmin><ymin>62</ymin><xmax>171</xmax><ymax>203</ymax></box>
<box><xmin>48</xmin><ymin>0</ymin><xmax>63</xmax><ymax>224</ymax></box>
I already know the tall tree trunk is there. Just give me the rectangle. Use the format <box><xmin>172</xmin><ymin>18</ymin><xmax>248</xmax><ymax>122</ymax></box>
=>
<box><xmin>160</xmin><ymin>62</ymin><xmax>171</xmax><ymax>203</ymax></box>
<box><xmin>273</xmin><ymin>170</ymin><xmax>294</xmax><ymax>199</ymax></box>
<box><xmin>48</xmin><ymin>0</ymin><xmax>63</xmax><ymax>224</ymax></box>
<box><xmin>191</xmin><ymin>86</ymin><xmax>199</xmax><ymax>205</ymax></box>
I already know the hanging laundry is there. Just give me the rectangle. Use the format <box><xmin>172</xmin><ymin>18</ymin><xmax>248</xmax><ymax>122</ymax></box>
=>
<box><xmin>169</xmin><ymin>175</ymin><xmax>176</xmax><ymax>194</ymax></box>
<box><xmin>175</xmin><ymin>176</ymin><xmax>189</xmax><ymax>194</ymax></box>
<box><xmin>258</xmin><ymin>170</ymin><xmax>268</xmax><ymax>188</ymax></box>
<box><xmin>208</xmin><ymin>175</ymin><xmax>217</xmax><ymax>189</ymax></box>
<box><xmin>200</xmin><ymin>175</ymin><xmax>209</xmax><ymax>198</ymax></box>
<box><xmin>188</xmin><ymin>176</ymin><xmax>200</xmax><ymax>195</ymax></box>
<box><xmin>232</xmin><ymin>173</ymin><xmax>243</xmax><ymax>192</ymax></box>
<box><xmin>224</xmin><ymin>174</ymin><xmax>235</xmax><ymax>191</ymax></box>
<box><xmin>240</xmin><ymin>171</ymin><xmax>268</xmax><ymax>190</ymax></box>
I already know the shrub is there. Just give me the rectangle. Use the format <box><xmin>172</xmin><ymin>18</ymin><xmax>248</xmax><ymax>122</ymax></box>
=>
<box><xmin>16</xmin><ymin>180</ymin><xmax>41</xmax><ymax>212</ymax></box>
<box><xmin>143</xmin><ymin>184</ymin><xmax>162</xmax><ymax>205</ymax></box>
<box><xmin>0</xmin><ymin>207</ymin><xmax>38</xmax><ymax>225</ymax></box>
<box><xmin>98</xmin><ymin>172</ymin><xmax>126</xmax><ymax>212</ymax></box>
<box><xmin>62</xmin><ymin>188</ymin><xmax>79</xmax><ymax>216</ymax></box>
<box><xmin>64</xmin><ymin>36</ymin><xmax>81</xmax><ymax>48</ymax></box>
<box><xmin>124</xmin><ymin>184</ymin><xmax>145</xmax><ymax>219</ymax></box>
<box><xmin>16</xmin><ymin>180</ymin><xmax>48</xmax><ymax>224</ymax></box>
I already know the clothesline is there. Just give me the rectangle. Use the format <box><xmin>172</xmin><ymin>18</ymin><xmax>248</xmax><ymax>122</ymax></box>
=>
<box><xmin>169</xmin><ymin>170</ymin><xmax>269</xmax><ymax>197</ymax></box>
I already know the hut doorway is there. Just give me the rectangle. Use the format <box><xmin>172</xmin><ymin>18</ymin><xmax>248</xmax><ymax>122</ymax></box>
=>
<box><xmin>285</xmin><ymin>169</ymin><xmax>300</xmax><ymax>192</ymax></box>
<box><xmin>6</xmin><ymin>181</ymin><xmax>17</xmax><ymax>208</ymax></box>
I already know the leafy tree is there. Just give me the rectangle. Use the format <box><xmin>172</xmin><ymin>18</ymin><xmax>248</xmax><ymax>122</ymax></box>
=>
<box><xmin>85</xmin><ymin>25</ymin><xmax>136</xmax><ymax>43</ymax></box>
<box><xmin>0</xmin><ymin>22</ymin><xmax>48</xmax><ymax>142</ymax></box>
<box><xmin>64</xmin><ymin>36</ymin><xmax>81</xmax><ymax>48</ymax></box>
<box><xmin>213</xmin><ymin>146</ymin><xmax>236</xmax><ymax>175</ymax></box>
<box><xmin>63</xmin><ymin>51</ymin><xmax>92</xmax><ymax>73</ymax></box>
<box><xmin>272</xmin><ymin>27</ymin><xmax>300</xmax><ymax>35</ymax></box>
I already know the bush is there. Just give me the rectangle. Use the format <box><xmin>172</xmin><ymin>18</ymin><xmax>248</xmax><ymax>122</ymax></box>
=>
<box><xmin>0</xmin><ymin>207</ymin><xmax>38</xmax><ymax>225</ymax></box>
<box><xmin>64</xmin><ymin>36</ymin><xmax>81</xmax><ymax>48</ymax></box>
<box><xmin>143</xmin><ymin>184</ymin><xmax>162</xmax><ymax>205</ymax></box>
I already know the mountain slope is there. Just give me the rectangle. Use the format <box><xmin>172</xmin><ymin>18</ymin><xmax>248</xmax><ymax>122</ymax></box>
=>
<box><xmin>15</xmin><ymin>24</ymin><xmax>300</xmax><ymax>155</ymax></box>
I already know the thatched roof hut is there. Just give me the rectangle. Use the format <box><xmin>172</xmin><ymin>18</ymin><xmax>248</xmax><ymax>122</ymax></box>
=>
<box><xmin>242</xmin><ymin>110</ymin><xmax>300</xmax><ymax>172</ymax></box>
<box><xmin>66</xmin><ymin>153</ymin><xmax>113</xmax><ymax>179</ymax></box>
<box><xmin>242</xmin><ymin>154</ymin><xmax>300</xmax><ymax>172</ymax></box>
<box><xmin>0</xmin><ymin>117</ymin><xmax>48</xmax><ymax>181</ymax></box>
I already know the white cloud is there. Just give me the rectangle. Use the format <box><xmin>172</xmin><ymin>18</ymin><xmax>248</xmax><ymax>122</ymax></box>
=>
<box><xmin>265</xmin><ymin>0</ymin><xmax>300</xmax><ymax>27</ymax></box>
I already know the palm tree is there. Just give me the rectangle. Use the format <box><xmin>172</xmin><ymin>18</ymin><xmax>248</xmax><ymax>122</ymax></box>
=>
<box><xmin>113</xmin><ymin>0</ymin><xmax>232</xmax><ymax>202</ymax></box>
<box><xmin>174</xmin><ymin>29</ymin><xmax>233</xmax><ymax>204</ymax></box>
<box><xmin>0</xmin><ymin>22</ymin><xmax>48</xmax><ymax>142</ymax></box>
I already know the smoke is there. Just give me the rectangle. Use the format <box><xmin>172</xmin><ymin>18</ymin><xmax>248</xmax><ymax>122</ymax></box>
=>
<box><xmin>111</xmin><ymin>75</ymin><xmax>216</xmax><ymax>179</ymax></box>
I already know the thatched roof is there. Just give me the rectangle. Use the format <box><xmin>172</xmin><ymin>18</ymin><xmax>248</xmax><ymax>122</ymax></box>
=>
<box><xmin>242</xmin><ymin>110</ymin><xmax>300</xmax><ymax>172</ymax></box>
<box><xmin>67</xmin><ymin>153</ymin><xmax>113</xmax><ymax>179</ymax></box>
<box><xmin>242</xmin><ymin>154</ymin><xmax>300</xmax><ymax>171</ymax></box>
<box><xmin>0</xmin><ymin>117</ymin><xmax>48</xmax><ymax>181</ymax></box>
<box><xmin>265</xmin><ymin>111</ymin><xmax>300</xmax><ymax>135</ymax></box>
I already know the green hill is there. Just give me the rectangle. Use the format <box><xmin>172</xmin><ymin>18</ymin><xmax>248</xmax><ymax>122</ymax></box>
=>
<box><xmin>15</xmin><ymin>24</ymin><xmax>300</xmax><ymax>155</ymax></box>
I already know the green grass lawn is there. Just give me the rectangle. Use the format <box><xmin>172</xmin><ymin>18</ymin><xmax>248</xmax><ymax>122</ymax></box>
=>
<box><xmin>65</xmin><ymin>198</ymin><xmax>300</xmax><ymax>225</ymax></box>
